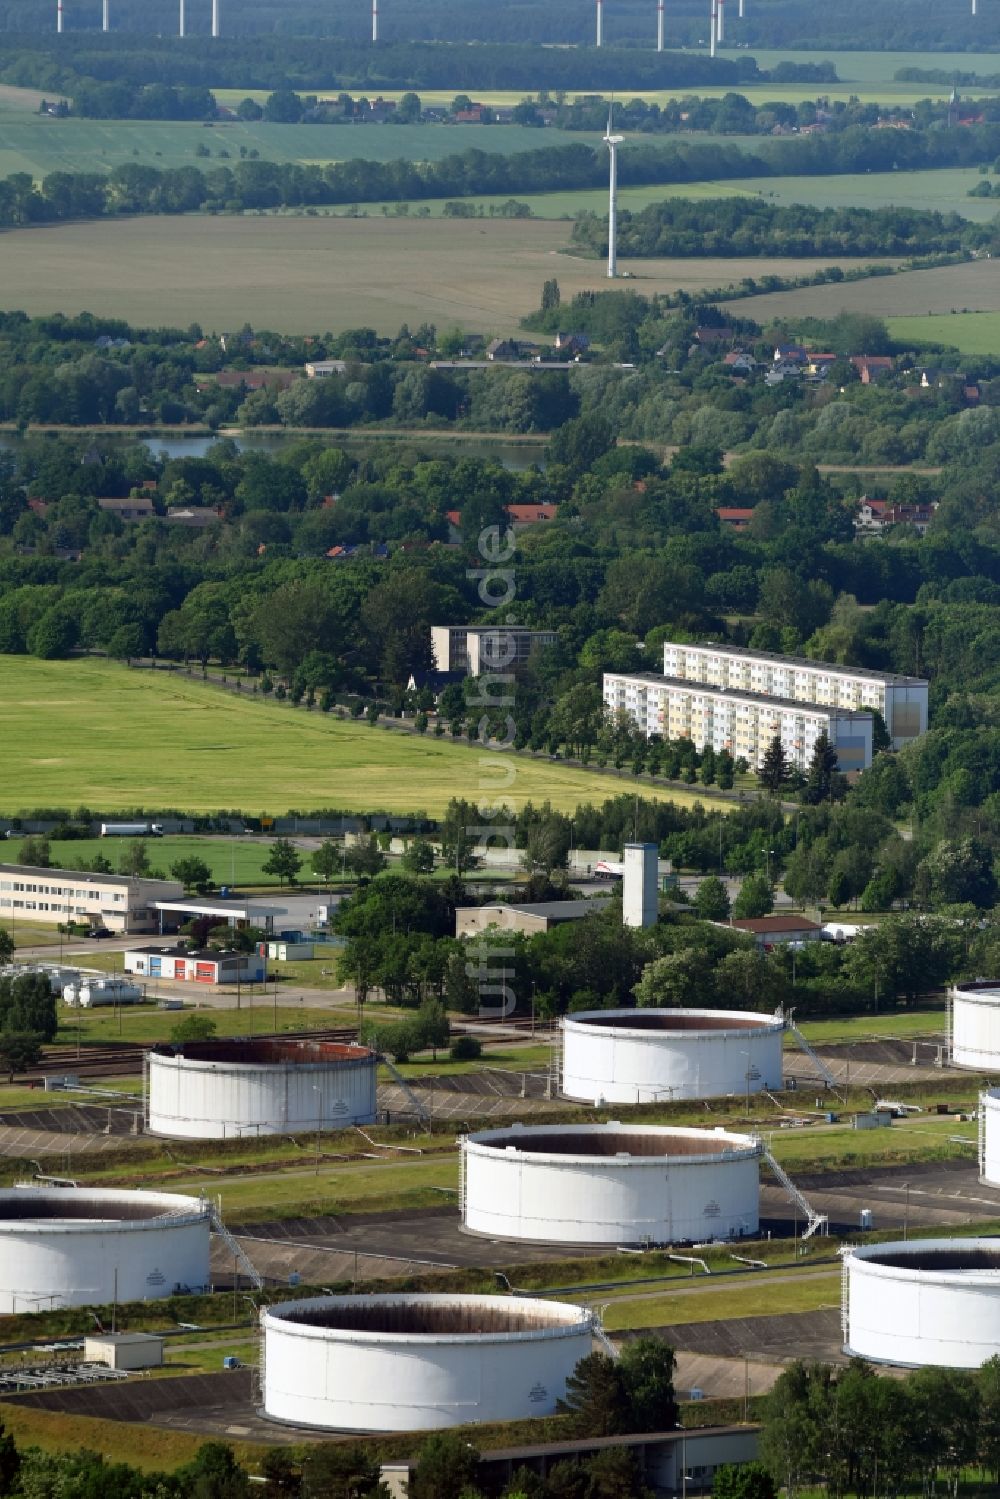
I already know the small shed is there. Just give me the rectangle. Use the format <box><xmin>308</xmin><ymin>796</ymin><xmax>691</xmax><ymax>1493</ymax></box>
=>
<box><xmin>84</xmin><ymin>1333</ymin><xmax>164</xmax><ymax>1370</ymax></box>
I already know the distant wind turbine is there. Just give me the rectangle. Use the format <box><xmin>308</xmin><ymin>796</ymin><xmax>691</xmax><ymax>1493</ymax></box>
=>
<box><xmin>102</xmin><ymin>0</ymin><xmax>108</xmax><ymax>30</ymax></box>
<box><xmin>595</xmin><ymin>0</ymin><xmax>604</xmax><ymax>46</ymax></box>
<box><xmin>716</xmin><ymin>0</ymin><xmax>724</xmax><ymax>43</ymax></box>
<box><xmin>604</xmin><ymin>103</ymin><xmax>623</xmax><ymax>278</ymax></box>
<box><xmin>709</xmin><ymin>0</ymin><xmax>716</xmax><ymax>55</ymax></box>
<box><xmin>372</xmin><ymin>0</ymin><xmax>379</xmax><ymax>42</ymax></box>
<box><xmin>178</xmin><ymin>0</ymin><xmax>185</xmax><ymax>36</ymax></box>
<box><xmin>56</xmin><ymin>0</ymin><xmax>63</xmax><ymax>32</ymax></box>
<box><xmin>212</xmin><ymin>0</ymin><xmax>220</xmax><ymax>36</ymax></box>
<box><xmin>656</xmin><ymin>0</ymin><xmax>664</xmax><ymax>50</ymax></box>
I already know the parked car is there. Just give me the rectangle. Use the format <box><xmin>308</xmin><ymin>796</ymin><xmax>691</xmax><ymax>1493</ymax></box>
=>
<box><xmin>82</xmin><ymin>927</ymin><xmax>113</xmax><ymax>940</ymax></box>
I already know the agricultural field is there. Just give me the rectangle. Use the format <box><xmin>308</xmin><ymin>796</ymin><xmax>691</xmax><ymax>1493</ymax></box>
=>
<box><xmin>887</xmin><ymin>309</ymin><xmax>1000</xmax><ymax>355</ymax></box>
<box><xmin>0</xmin><ymin>114</ymin><xmax>597</xmax><ymax>180</ymax></box>
<box><xmin>0</xmin><ymin>213</ymin><xmax>896</xmax><ymax>332</ymax></box>
<box><xmin>348</xmin><ymin>165</ymin><xmax>999</xmax><ymax>222</ymax></box>
<box><xmin>727</xmin><ymin>254</ymin><xmax>1000</xmax><ymax>324</ymax></box>
<box><xmin>0</xmin><ymin>656</ymin><xmax>715</xmax><ymax>817</ymax></box>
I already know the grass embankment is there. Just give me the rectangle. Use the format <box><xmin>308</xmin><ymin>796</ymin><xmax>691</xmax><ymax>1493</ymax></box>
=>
<box><xmin>0</xmin><ymin>657</ymin><xmax>713</xmax><ymax>817</ymax></box>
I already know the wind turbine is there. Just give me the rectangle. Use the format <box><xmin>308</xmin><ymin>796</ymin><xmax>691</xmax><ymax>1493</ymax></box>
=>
<box><xmin>178</xmin><ymin>0</ymin><xmax>185</xmax><ymax>36</ymax></box>
<box><xmin>102</xmin><ymin>0</ymin><xmax>108</xmax><ymax>30</ymax></box>
<box><xmin>212</xmin><ymin>0</ymin><xmax>220</xmax><ymax>36</ymax></box>
<box><xmin>656</xmin><ymin>0</ymin><xmax>664</xmax><ymax>50</ymax></box>
<box><xmin>604</xmin><ymin>102</ymin><xmax>623</xmax><ymax>278</ymax></box>
<box><xmin>56</xmin><ymin>0</ymin><xmax>63</xmax><ymax>32</ymax></box>
<box><xmin>372</xmin><ymin>0</ymin><xmax>379</xmax><ymax>42</ymax></box>
<box><xmin>595</xmin><ymin>0</ymin><xmax>604</xmax><ymax>46</ymax></box>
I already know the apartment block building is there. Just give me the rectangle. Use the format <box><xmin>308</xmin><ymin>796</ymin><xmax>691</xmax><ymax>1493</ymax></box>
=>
<box><xmin>602</xmin><ymin>673</ymin><xmax>874</xmax><ymax>773</ymax></box>
<box><xmin>661</xmin><ymin>641</ymin><xmax>927</xmax><ymax>749</ymax></box>
<box><xmin>431</xmin><ymin>625</ymin><xmax>559</xmax><ymax>676</ymax></box>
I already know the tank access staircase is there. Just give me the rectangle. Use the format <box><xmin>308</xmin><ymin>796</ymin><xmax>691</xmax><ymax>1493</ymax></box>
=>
<box><xmin>786</xmin><ymin>1018</ymin><xmax>838</xmax><ymax>1089</ymax></box>
<box><xmin>380</xmin><ymin>1055</ymin><xmax>431</xmax><ymax>1124</ymax></box>
<box><xmin>209</xmin><ymin>1198</ymin><xmax>264</xmax><ymax>1291</ymax></box>
<box><xmin>759</xmin><ymin>1144</ymin><xmax>828</xmax><ymax>1240</ymax></box>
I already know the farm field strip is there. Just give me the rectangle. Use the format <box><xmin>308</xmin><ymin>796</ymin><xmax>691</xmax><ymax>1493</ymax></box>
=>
<box><xmin>0</xmin><ymin>656</ymin><xmax>714</xmax><ymax>816</ymax></box>
<box><xmin>727</xmin><ymin>254</ymin><xmax>1000</xmax><ymax>322</ymax></box>
<box><xmin>0</xmin><ymin>213</ymin><xmax>900</xmax><ymax>331</ymax></box>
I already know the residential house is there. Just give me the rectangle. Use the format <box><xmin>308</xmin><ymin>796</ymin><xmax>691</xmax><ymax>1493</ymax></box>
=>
<box><xmin>851</xmin><ymin>355</ymin><xmax>893</xmax><ymax>385</ymax></box>
<box><xmin>165</xmin><ymin>507</ymin><xmax>223</xmax><ymax>529</ymax></box>
<box><xmin>553</xmin><ymin>332</ymin><xmax>590</xmax><ymax>358</ymax></box>
<box><xmin>855</xmin><ymin>497</ymin><xmax>936</xmax><ymax>537</ymax></box>
<box><xmin>305</xmin><ymin>360</ymin><xmax>349</xmax><ymax>378</ymax></box>
<box><xmin>716</xmin><ymin>507</ymin><xmax>755</xmax><ymax>531</ymax></box>
<box><xmin>695</xmin><ymin>326</ymin><xmax>735</xmax><ymax>348</ymax></box>
<box><xmin>97</xmin><ymin>496</ymin><xmax>156</xmax><ymax>523</ymax></box>
<box><xmin>723</xmin><ymin>351</ymin><xmax>757</xmax><ymax>372</ymax></box>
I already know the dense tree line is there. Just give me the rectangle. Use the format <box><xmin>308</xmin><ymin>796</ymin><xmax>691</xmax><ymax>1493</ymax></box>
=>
<box><xmin>3</xmin><ymin>123</ymin><xmax>1000</xmax><ymax>236</ymax></box>
<box><xmin>760</xmin><ymin>1357</ymin><xmax>1000</xmax><ymax>1497</ymax></box>
<box><xmin>572</xmin><ymin>198</ymin><xmax>993</xmax><ymax>260</ymax></box>
<box><xmin>1</xmin><ymin>0</ymin><xmax>998</xmax><ymax>51</ymax></box>
<box><xmin>0</xmin><ymin>33</ymin><xmax>755</xmax><ymax>93</ymax></box>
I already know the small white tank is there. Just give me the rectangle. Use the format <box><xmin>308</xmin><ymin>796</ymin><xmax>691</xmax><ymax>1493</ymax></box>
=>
<box><xmin>261</xmin><ymin>1293</ymin><xmax>595</xmax><ymax>1432</ymax></box>
<box><xmin>952</xmin><ymin>982</ymin><xmax>1000</xmax><ymax>1069</ymax></box>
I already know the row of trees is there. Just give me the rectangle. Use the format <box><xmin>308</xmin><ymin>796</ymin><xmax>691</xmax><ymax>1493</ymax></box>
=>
<box><xmin>761</xmin><ymin>1357</ymin><xmax>1000</xmax><ymax>1498</ymax></box>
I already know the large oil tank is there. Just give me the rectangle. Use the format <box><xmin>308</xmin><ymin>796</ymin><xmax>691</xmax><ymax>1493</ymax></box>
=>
<box><xmin>561</xmin><ymin>1007</ymin><xmax>785</xmax><ymax>1104</ymax></box>
<box><xmin>462</xmin><ymin>1122</ymin><xmax>762</xmax><ymax>1245</ymax></box>
<box><xmin>147</xmin><ymin>1038</ymin><xmax>378</xmax><ymax>1139</ymax></box>
<box><xmin>0</xmin><ymin>1186</ymin><xmax>210</xmax><ymax>1311</ymax></box>
<box><xmin>261</xmin><ymin>1293</ymin><xmax>595</xmax><ymax>1432</ymax></box>
<box><xmin>843</xmin><ymin>1238</ymin><xmax>1000</xmax><ymax>1368</ymax></box>
<box><xmin>952</xmin><ymin>982</ymin><xmax>1000</xmax><ymax>1070</ymax></box>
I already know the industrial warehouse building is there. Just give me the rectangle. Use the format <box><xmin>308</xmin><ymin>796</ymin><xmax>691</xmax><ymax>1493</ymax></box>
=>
<box><xmin>602</xmin><ymin>673</ymin><xmax>875</xmax><ymax>772</ymax></box>
<box><xmin>124</xmin><ymin>946</ymin><xmax>265</xmax><ymax>985</ymax></box>
<box><xmin>0</xmin><ymin>864</ymin><xmax>183</xmax><ymax>933</ymax></box>
<box><xmin>455</xmin><ymin>898</ymin><xmax>611</xmax><ymax>937</ymax></box>
<box><xmin>660</xmin><ymin>641</ymin><xmax>928</xmax><ymax>748</ymax></box>
<box><xmin>431</xmin><ymin>624</ymin><xmax>559</xmax><ymax>676</ymax></box>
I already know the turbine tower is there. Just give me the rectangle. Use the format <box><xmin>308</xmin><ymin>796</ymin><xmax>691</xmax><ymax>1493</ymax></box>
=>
<box><xmin>212</xmin><ymin>0</ymin><xmax>220</xmax><ymax>35</ymax></box>
<box><xmin>372</xmin><ymin>0</ymin><xmax>379</xmax><ymax>41</ymax></box>
<box><xmin>595</xmin><ymin>0</ymin><xmax>603</xmax><ymax>46</ymax></box>
<box><xmin>604</xmin><ymin>104</ymin><xmax>623</xmax><ymax>279</ymax></box>
<box><xmin>102</xmin><ymin>0</ymin><xmax>108</xmax><ymax>29</ymax></box>
<box><xmin>716</xmin><ymin>0</ymin><xmax>724</xmax><ymax>43</ymax></box>
<box><xmin>709</xmin><ymin>0</ymin><xmax>716</xmax><ymax>55</ymax></box>
<box><xmin>656</xmin><ymin>0</ymin><xmax>664</xmax><ymax>50</ymax></box>
<box><xmin>56</xmin><ymin>0</ymin><xmax>63</xmax><ymax>32</ymax></box>
<box><xmin>178</xmin><ymin>0</ymin><xmax>185</xmax><ymax>35</ymax></box>
<box><xmin>738</xmin><ymin>0</ymin><xmax>744</xmax><ymax>17</ymax></box>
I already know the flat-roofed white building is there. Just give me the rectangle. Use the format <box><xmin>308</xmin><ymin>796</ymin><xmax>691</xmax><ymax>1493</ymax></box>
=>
<box><xmin>602</xmin><ymin>673</ymin><xmax>874</xmax><ymax>772</ymax></box>
<box><xmin>431</xmin><ymin>625</ymin><xmax>558</xmax><ymax>676</ymax></box>
<box><xmin>661</xmin><ymin>641</ymin><xmax>927</xmax><ymax>749</ymax></box>
<box><xmin>0</xmin><ymin>864</ymin><xmax>183</xmax><ymax>933</ymax></box>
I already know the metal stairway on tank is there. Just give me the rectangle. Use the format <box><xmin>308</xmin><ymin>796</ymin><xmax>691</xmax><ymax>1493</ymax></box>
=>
<box><xmin>759</xmin><ymin>1144</ymin><xmax>828</xmax><ymax>1240</ymax></box>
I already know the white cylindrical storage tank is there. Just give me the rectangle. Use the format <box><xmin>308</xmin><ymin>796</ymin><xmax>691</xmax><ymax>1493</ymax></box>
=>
<box><xmin>952</xmin><ymin>982</ymin><xmax>1000</xmax><ymax>1070</ymax></box>
<box><xmin>981</xmin><ymin>1088</ymin><xmax>1000</xmax><ymax>1185</ymax></box>
<box><xmin>261</xmin><ymin>1293</ymin><xmax>594</xmax><ymax>1432</ymax></box>
<box><xmin>843</xmin><ymin>1239</ymin><xmax>1000</xmax><ymax>1368</ymax></box>
<box><xmin>462</xmin><ymin>1122</ymin><xmax>762</xmax><ymax>1245</ymax></box>
<box><xmin>147</xmin><ymin>1038</ymin><xmax>378</xmax><ymax>1140</ymax></box>
<box><xmin>78</xmin><ymin>978</ymin><xmax>142</xmax><ymax>1008</ymax></box>
<box><xmin>0</xmin><ymin>1187</ymin><xmax>211</xmax><ymax>1312</ymax></box>
<box><xmin>561</xmin><ymin>1007</ymin><xmax>785</xmax><ymax>1104</ymax></box>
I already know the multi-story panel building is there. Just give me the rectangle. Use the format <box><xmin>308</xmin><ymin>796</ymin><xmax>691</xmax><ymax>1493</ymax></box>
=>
<box><xmin>603</xmin><ymin>673</ymin><xmax>874</xmax><ymax>773</ymax></box>
<box><xmin>431</xmin><ymin>625</ymin><xmax>559</xmax><ymax>676</ymax></box>
<box><xmin>660</xmin><ymin>642</ymin><xmax>927</xmax><ymax>750</ymax></box>
<box><xmin>0</xmin><ymin>864</ymin><xmax>183</xmax><ymax>933</ymax></box>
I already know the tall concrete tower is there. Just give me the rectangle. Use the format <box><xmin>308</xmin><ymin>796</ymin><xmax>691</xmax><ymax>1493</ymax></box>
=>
<box><xmin>623</xmin><ymin>843</ymin><xmax>658</xmax><ymax>928</ymax></box>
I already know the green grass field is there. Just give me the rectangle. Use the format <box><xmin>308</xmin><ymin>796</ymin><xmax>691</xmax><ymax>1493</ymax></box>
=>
<box><xmin>10</xmin><ymin>834</ymin><xmax>311</xmax><ymax>888</ymax></box>
<box><xmin>887</xmin><ymin>309</ymin><xmax>1000</xmax><ymax>354</ymax></box>
<box><xmin>0</xmin><ymin>656</ymin><xmax>712</xmax><ymax>817</ymax></box>
<box><xmin>600</xmin><ymin>1266</ymin><xmax>841</xmax><ymax>1332</ymax></box>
